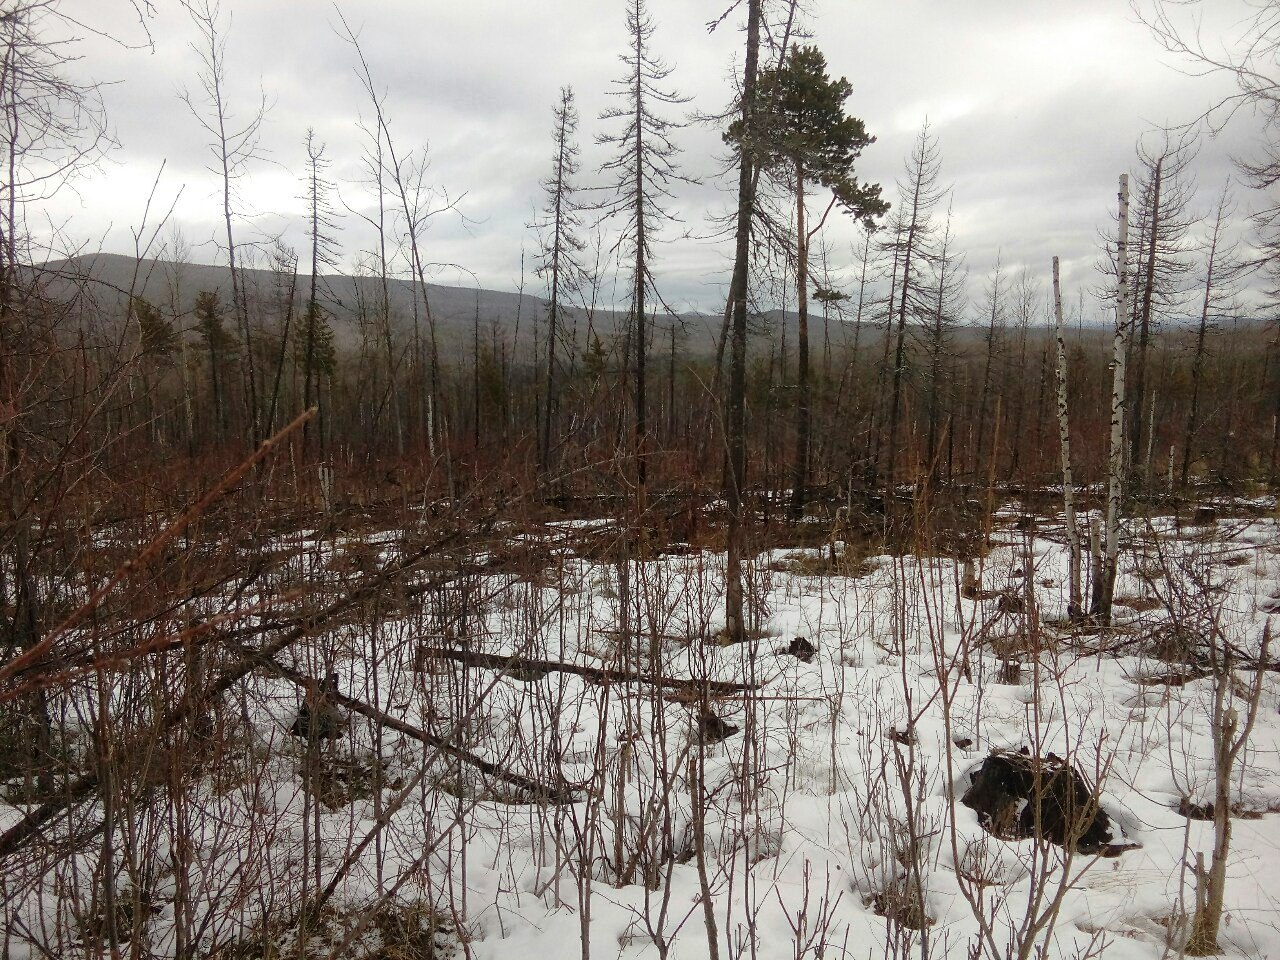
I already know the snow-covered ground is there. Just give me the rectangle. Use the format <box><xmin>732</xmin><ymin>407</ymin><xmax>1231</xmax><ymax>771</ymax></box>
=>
<box><xmin>4</xmin><ymin>508</ymin><xmax>1279</xmax><ymax>959</ymax></box>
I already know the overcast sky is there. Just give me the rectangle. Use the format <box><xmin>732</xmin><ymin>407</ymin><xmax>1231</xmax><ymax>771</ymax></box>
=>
<box><xmin>46</xmin><ymin>0</ymin><xmax>1264</xmax><ymax>317</ymax></box>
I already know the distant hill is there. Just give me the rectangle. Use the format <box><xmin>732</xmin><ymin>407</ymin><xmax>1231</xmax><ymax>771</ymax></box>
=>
<box><xmin>39</xmin><ymin>254</ymin><xmax>1126</xmax><ymax>363</ymax></box>
<box><xmin>39</xmin><ymin>253</ymin><xmax>741</xmax><ymax>357</ymax></box>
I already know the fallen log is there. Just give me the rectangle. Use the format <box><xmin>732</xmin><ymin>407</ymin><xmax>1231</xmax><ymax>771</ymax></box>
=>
<box><xmin>243</xmin><ymin>649</ymin><xmax>575</xmax><ymax>804</ymax></box>
<box><xmin>0</xmin><ymin>519</ymin><xmax>480</xmax><ymax>859</ymax></box>
<box><xmin>415</xmin><ymin>645</ymin><xmax>756</xmax><ymax>697</ymax></box>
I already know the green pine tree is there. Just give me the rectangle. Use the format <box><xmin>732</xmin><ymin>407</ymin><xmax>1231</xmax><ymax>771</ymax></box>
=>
<box><xmin>729</xmin><ymin>44</ymin><xmax>887</xmax><ymax>518</ymax></box>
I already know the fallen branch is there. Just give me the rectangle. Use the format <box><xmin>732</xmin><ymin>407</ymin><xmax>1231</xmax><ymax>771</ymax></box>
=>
<box><xmin>0</xmin><ymin>409</ymin><xmax>316</xmax><ymax>689</ymax></box>
<box><xmin>243</xmin><ymin>650</ymin><xmax>576</xmax><ymax>803</ymax></box>
<box><xmin>0</xmin><ymin>512</ymin><xmax>480</xmax><ymax>859</ymax></box>
<box><xmin>416</xmin><ymin>645</ymin><xmax>757</xmax><ymax>696</ymax></box>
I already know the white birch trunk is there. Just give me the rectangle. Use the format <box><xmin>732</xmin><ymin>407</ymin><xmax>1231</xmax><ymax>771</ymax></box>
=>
<box><xmin>1098</xmin><ymin>174</ymin><xmax>1132</xmax><ymax>624</ymax></box>
<box><xmin>1051</xmin><ymin>256</ymin><xmax>1082</xmax><ymax>620</ymax></box>
<box><xmin>1088</xmin><ymin>515</ymin><xmax>1101</xmax><ymax>608</ymax></box>
<box><xmin>1144</xmin><ymin>390</ymin><xmax>1157</xmax><ymax>486</ymax></box>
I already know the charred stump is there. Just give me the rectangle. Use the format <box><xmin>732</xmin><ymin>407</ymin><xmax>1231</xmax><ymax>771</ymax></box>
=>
<box><xmin>960</xmin><ymin>748</ymin><xmax>1130</xmax><ymax>855</ymax></box>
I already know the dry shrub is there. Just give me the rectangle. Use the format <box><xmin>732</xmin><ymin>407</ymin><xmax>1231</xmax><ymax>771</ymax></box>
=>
<box><xmin>866</xmin><ymin>877</ymin><xmax>933</xmax><ymax>931</ymax></box>
<box><xmin>301</xmin><ymin>749</ymin><xmax>399</xmax><ymax>809</ymax></box>
<box><xmin>208</xmin><ymin>899</ymin><xmax>458</xmax><ymax>960</ymax></box>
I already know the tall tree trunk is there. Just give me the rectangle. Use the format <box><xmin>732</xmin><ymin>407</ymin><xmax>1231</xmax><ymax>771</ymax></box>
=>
<box><xmin>973</xmin><ymin>291</ymin><xmax>1001</xmax><ymax>480</ymax></box>
<box><xmin>1182</xmin><ymin>186</ymin><xmax>1227</xmax><ymax>490</ymax></box>
<box><xmin>302</xmin><ymin>155</ymin><xmax>322</xmax><ymax>460</ymax></box>
<box><xmin>1096</xmin><ymin>173</ymin><xmax>1132</xmax><ymax>625</ymax></box>
<box><xmin>633</xmin><ymin>45</ymin><xmax>648</xmax><ymax>496</ymax></box>
<box><xmin>266</xmin><ymin>262</ymin><xmax>298</xmax><ymax>438</ymax></box>
<box><xmin>788</xmin><ymin>164</ymin><xmax>810</xmax><ymax>519</ymax></box>
<box><xmin>1052</xmin><ymin>257</ymin><xmax>1082</xmax><ymax>620</ymax></box>
<box><xmin>1129</xmin><ymin>156</ymin><xmax>1164</xmax><ymax>483</ymax></box>
<box><xmin>472</xmin><ymin>292</ymin><xmax>481</xmax><ymax>451</ymax></box>
<box><xmin>667</xmin><ymin>323</ymin><xmax>676</xmax><ymax>447</ymax></box>
<box><xmin>539</xmin><ymin>118</ymin><xmax>570</xmax><ymax>474</ymax></box>
<box><xmin>723</xmin><ymin>0</ymin><xmax>762</xmax><ymax>649</ymax></box>
<box><xmin>207</xmin><ymin>335</ymin><xmax>224</xmax><ymax>436</ymax></box>
<box><xmin>886</xmin><ymin>192</ymin><xmax>922</xmax><ymax>496</ymax></box>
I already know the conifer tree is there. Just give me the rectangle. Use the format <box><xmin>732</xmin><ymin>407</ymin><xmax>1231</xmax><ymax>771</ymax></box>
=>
<box><xmin>730</xmin><ymin>43</ymin><xmax>886</xmax><ymax>518</ymax></box>
<box><xmin>194</xmin><ymin>289</ymin><xmax>235</xmax><ymax>437</ymax></box>
<box><xmin>132</xmin><ymin>296</ymin><xmax>176</xmax><ymax>360</ymax></box>
<box><xmin>921</xmin><ymin>203</ymin><xmax>965</xmax><ymax>484</ymax></box>
<box><xmin>181</xmin><ymin>0</ymin><xmax>267</xmax><ymax>444</ymax></box>
<box><xmin>881</xmin><ymin>124</ymin><xmax>946</xmax><ymax>492</ymax></box>
<box><xmin>301</xmin><ymin>129</ymin><xmax>339</xmax><ymax>459</ymax></box>
<box><xmin>537</xmin><ymin>86</ymin><xmax>585</xmax><ymax>474</ymax></box>
<box><xmin>1182</xmin><ymin>182</ymin><xmax>1243</xmax><ymax>488</ymax></box>
<box><xmin>596</xmin><ymin>0</ymin><xmax>690</xmax><ymax>493</ymax></box>
<box><xmin>719</xmin><ymin>0</ymin><xmax>763</xmax><ymax>648</ymax></box>
<box><xmin>1126</xmin><ymin>135</ymin><xmax>1196</xmax><ymax>481</ymax></box>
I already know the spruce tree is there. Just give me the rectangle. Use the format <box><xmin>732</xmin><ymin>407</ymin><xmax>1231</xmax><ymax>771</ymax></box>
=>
<box><xmin>194</xmin><ymin>290</ymin><xmax>235</xmax><ymax>437</ymax></box>
<box><xmin>721</xmin><ymin>0</ymin><xmax>762</xmax><ymax>647</ymax></box>
<box><xmin>301</xmin><ymin>129</ymin><xmax>340</xmax><ymax>460</ymax></box>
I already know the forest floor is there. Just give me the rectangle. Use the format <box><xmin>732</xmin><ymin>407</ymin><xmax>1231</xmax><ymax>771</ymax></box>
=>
<box><xmin>4</xmin><ymin>494</ymin><xmax>1280</xmax><ymax>960</ymax></box>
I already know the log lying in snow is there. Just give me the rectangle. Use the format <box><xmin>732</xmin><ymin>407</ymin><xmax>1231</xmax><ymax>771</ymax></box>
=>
<box><xmin>241</xmin><ymin>648</ymin><xmax>576</xmax><ymax>804</ymax></box>
<box><xmin>0</xmin><ymin>523</ymin><xmax>495</xmax><ymax>859</ymax></box>
<box><xmin>414</xmin><ymin>645</ymin><xmax>757</xmax><ymax>697</ymax></box>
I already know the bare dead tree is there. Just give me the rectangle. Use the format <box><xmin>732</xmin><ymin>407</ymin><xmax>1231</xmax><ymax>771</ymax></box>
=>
<box><xmin>882</xmin><ymin>124</ymin><xmax>945</xmax><ymax>496</ymax></box>
<box><xmin>180</xmin><ymin>0</ymin><xmax>268</xmax><ymax>445</ymax></box>
<box><xmin>1127</xmin><ymin>133</ymin><xmax>1197</xmax><ymax>482</ymax></box>
<box><xmin>536</xmin><ymin>86</ymin><xmax>585</xmax><ymax>476</ymax></box>
<box><xmin>337</xmin><ymin>11</ymin><xmax>466</xmax><ymax>459</ymax></box>
<box><xmin>1052</xmin><ymin>257</ymin><xmax>1083</xmax><ymax>620</ymax></box>
<box><xmin>596</xmin><ymin>0</ymin><xmax>691</xmax><ymax>495</ymax></box>
<box><xmin>1182</xmin><ymin>181</ymin><xmax>1244</xmax><ymax>488</ymax></box>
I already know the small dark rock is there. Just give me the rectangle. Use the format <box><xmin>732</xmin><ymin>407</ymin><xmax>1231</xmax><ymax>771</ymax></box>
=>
<box><xmin>696</xmin><ymin>710</ymin><xmax>740</xmax><ymax>745</ymax></box>
<box><xmin>1193</xmin><ymin>505</ymin><xmax>1218</xmax><ymax>526</ymax></box>
<box><xmin>776</xmin><ymin>636</ymin><xmax>817</xmax><ymax>663</ymax></box>
<box><xmin>1178</xmin><ymin>796</ymin><xmax>1214</xmax><ymax>821</ymax></box>
<box><xmin>996</xmin><ymin>591</ymin><xmax>1026</xmax><ymax>615</ymax></box>
<box><xmin>960</xmin><ymin>747</ymin><xmax>1122</xmax><ymax>855</ymax></box>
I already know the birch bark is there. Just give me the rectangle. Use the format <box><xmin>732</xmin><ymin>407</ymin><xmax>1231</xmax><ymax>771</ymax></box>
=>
<box><xmin>1051</xmin><ymin>256</ymin><xmax>1082</xmax><ymax>620</ymax></box>
<box><xmin>1096</xmin><ymin>174</ymin><xmax>1132</xmax><ymax>625</ymax></box>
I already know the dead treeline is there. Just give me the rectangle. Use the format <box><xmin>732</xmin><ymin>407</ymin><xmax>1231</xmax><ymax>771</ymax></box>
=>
<box><xmin>68</xmin><ymin>258</ymin><xmax>1280</xmax><ymax>511</ymax></box>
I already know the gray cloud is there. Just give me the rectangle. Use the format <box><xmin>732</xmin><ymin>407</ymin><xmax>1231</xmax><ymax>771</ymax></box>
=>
<box><xmin>44</xmin><ymin>0</ymin><xmax>1270</xmax><ymax>316</ymax></box>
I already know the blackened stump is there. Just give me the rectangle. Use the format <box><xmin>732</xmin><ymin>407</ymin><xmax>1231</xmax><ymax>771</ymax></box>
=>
<box><xmin>776</xmin><ymin>636</ymin><xmax>817</xmax><ymax>663</ymax></box>
<box><xmin>960</xmin><ymin>748</ymin><xmax>1127</xmax><ymax>855</ymax></box>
